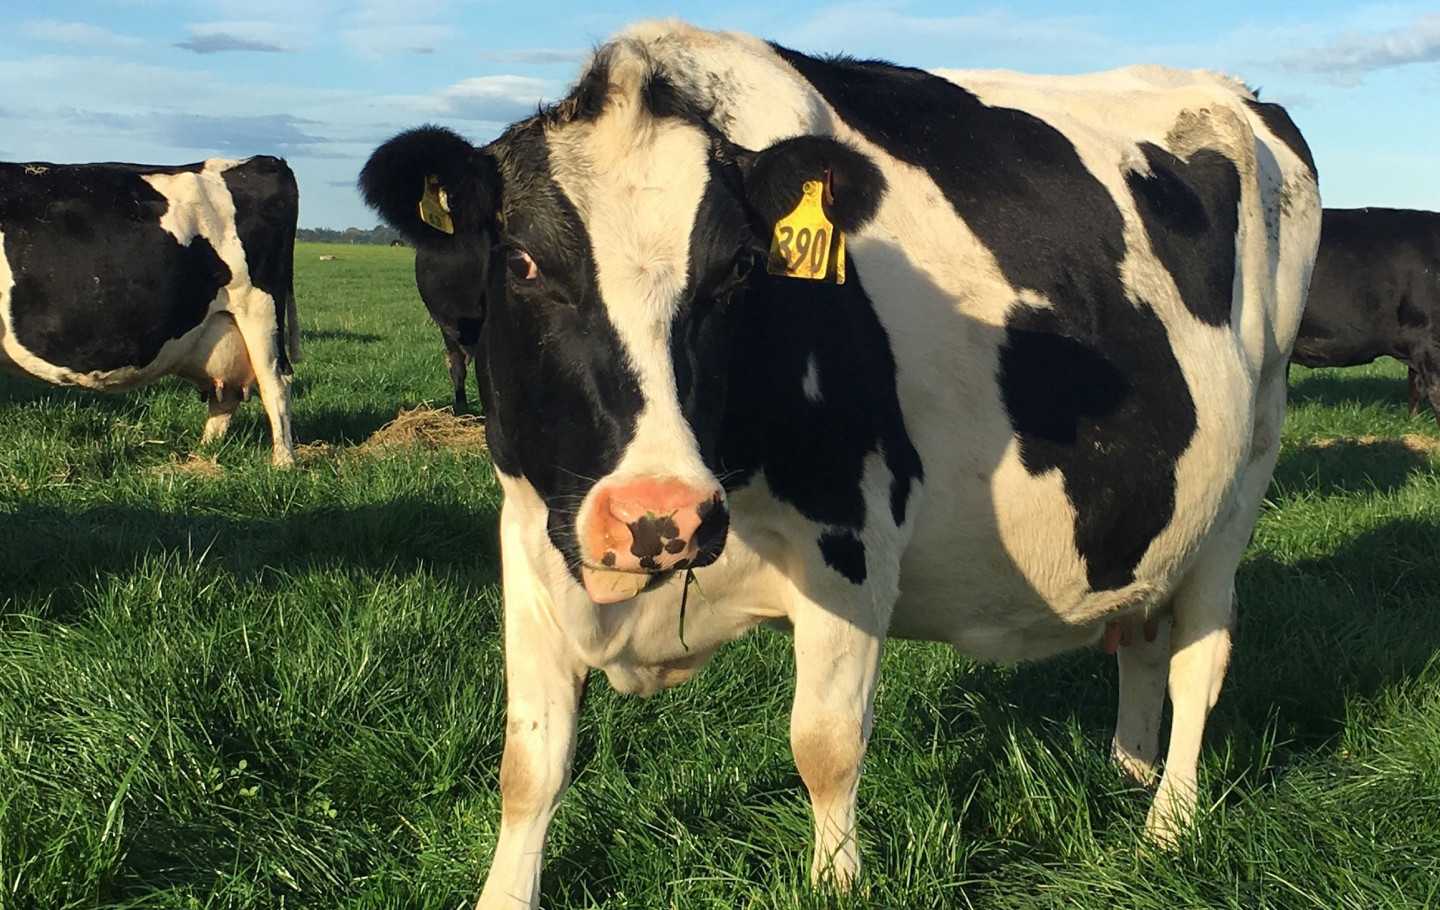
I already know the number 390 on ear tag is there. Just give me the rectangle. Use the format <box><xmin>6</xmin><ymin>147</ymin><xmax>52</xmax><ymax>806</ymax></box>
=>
<box><xmin>418</xmin><ymin>173</ymin><xmax>454</xmax><ymax>235</ymax></box>
<box><xmin>766</xmin><ymin>180</ymin><xmax>845</xmax><ymax>284</ymax></box>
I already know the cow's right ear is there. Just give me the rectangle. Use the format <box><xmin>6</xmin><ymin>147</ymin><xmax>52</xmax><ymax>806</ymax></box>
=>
<box><xmin>359</xmin><ymin>126</ymin><xmax>502</xmax><ymax>247</ymax></box>
<box><xmin>741</xmin><ymin>135</ymin><xmax>886</xmax><ymax>235</ymax></box>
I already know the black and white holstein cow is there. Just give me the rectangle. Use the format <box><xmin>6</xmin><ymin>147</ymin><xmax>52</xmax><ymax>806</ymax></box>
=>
<box><xmin>0</xmin><ymin>156</ymin><xmax>300</xmax><ymax>464</ymax></box>
<box><xmin>1291</xmin><ymin>207</ymin><xmax>1440</xmax><ymax>424</ymax></box>
<box><xmin>361</xmin><ymin>21</ymin><xmax>1320</xmax><ymax>908</ymax></box>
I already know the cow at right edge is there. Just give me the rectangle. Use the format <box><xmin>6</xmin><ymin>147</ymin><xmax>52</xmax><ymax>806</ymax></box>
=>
<box><xmin>361</xmin><ymin>22</ymin><xmax>1322</xmax><ymax>909</ymax></box>
<box><xmin>1291</xmin><ymin>207</ymin><xmax>1440</xmax><ymax>424</ymax></box>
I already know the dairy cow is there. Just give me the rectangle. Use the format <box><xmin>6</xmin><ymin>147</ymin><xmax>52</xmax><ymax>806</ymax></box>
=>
<box><xmin>1291</xmin><ymin>207</ymin><xmax>1440</xmax><ymax>424</ymax></box>
<box><xmin>361</xmin><ymin>21</ymin><xmax>1320</xmax><ymax>908</ymax></box>
<box><xmin>0</xmin><ymin>156</ymin><xmax>300</xmax><ymax>464</ymax></box>
<box><xmin>416</xmin><ymin>240</ymin><xmax>488</xmax><ymax>412</ymax></box>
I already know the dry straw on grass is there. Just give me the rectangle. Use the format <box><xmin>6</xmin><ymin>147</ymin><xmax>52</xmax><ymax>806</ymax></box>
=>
<box><xmin>356</xmin><ymin>404</ymin><xmax>488</xmax><ymax>453</ymax></box>
<box><xmin>1312</xmin><ymin>434</ymin><xmax>1440</xmax><ymax>455</ymax></box>
<box><xmin>152</xmin><ymin>453</ymin><xmax>226</xmax><ymax>478</ymax></box>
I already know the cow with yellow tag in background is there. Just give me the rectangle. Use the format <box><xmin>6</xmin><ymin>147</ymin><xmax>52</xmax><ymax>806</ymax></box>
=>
<box><xmin>359</xmin><ymin>20</ymin><xmax>1320</xmax><ymax>910</ymax></box>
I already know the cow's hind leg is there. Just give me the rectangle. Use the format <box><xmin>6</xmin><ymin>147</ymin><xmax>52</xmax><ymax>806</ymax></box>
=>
<box><xmin>1147</xmin><ymin>570</ymin><xmax>1234</xmax><ymax>845</ymax></box>
<box><xmin>1146</xmin><ymin>364</ymin><xmax>1285</xmax><ymax>845</ymax></box>
<box><xmin>1413</xmin><ymin>355</ymin><xmax>1440</xmax><ymax>428</ymax></box>
<box><xmin>228</xmin><ymin>290</ymin><xmax>295</xmax><ymax>465</ymax></box>
<box><xmin>1112</xmin><ymin>613</ymin><xmax>1172</xmax><ymax>788</ymax></box>
<box><xmin>789</xmin><ymin>588</ymin><xmax>888</xmax><ymax>888</ymax></box>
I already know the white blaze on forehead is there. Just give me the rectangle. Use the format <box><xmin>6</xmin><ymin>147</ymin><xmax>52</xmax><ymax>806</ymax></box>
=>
<box><xmin>547</xmin><ymin>57</ymin><xmax>719</xmax><ymax>484</ymax></box>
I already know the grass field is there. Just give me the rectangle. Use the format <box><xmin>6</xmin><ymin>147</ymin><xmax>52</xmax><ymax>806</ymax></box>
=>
<box><xmin>3</xmin><ymin>241</ymin><xmax>1439</xmax><ymax>909</ymax></box>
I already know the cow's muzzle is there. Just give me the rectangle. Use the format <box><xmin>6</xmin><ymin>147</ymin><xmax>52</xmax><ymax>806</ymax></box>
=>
<box><xmin>578</xmin><ymin>478</ymin><xmax>729</xmax><ymax>604</ymax></box>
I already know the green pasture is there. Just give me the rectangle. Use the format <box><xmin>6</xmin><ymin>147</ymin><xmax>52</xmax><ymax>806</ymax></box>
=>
<box><xmin>1</xmin><ymin>241</ymin><xmax>1438</xmax><ymax>909</ymax></box>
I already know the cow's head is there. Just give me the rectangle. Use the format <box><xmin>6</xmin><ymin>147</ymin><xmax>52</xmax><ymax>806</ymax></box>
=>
<box><xmin>360</xmin><ymin>43</ymin><xmax>883</xmax><ymax>604</ymax></box>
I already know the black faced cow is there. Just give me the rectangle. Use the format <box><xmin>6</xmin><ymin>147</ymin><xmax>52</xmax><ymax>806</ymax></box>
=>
<box><xmin>0</xmin><ymin>156</ymin><xmax>299</xmax><ymax>464</ymax></box>
<box><xmin>362</xmin><ymin>21</ymin><xmax>1320</xmax><ymax>909</ymax></box>
<box><xmin>1291</xmin><ymin>207</ymin><xmax>1440</xmax><ymax>424</ymax></box>
<box><xmin>416</xmin><ymin>241</ymin><xmax>488</xmax><ymax>412</ymax></box>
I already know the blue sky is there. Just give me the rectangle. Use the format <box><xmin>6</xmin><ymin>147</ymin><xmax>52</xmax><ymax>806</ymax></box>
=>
<box><xmin>2</xmin><ymin>1</ymin><xmax>1436</xmax><ymax>228</ymax></box>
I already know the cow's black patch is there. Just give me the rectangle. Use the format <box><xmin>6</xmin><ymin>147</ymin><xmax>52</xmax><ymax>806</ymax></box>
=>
<box><xmin>1000</xmin><ymin>306</ymin><xmax>1196</xmax><ymax>590</ymax></box>
<box><xmin>818</xmin><ymin>531</ymin><xmax>867</xmax><ymax>585</ymax></box>
<box><xmin>1127</xmin><ymin>144</ymin><xmax>1241</xmax><ymax>327</ymax></box>
<box><xmin>222</xmin><ymin>157</ymin><xmax>299</xmax><ymax>374</ymax></box>
<box><xmin>773</xmin><ymin>47</ymin><xmax>1200</xmax><ymax>590</ymax></box>
<box><xmin>629</xmin><ymin>513</ymin><xmax>680</xmax><ymax>561</ymax></box>
<box><xmin>480</xmin><ymin>125</ymin><xmax>646</xmax><ymax>571</ymax></box>
<box><xmin>0</xmin><ymin>162</ymin><xmax>233</xmax><ymax>373</ymax></box>
<box><xmin>718</xmin><ymin>266</ymin><xmax>923</xmax><ymax>533</ymax></box>
<box><xmin>1243</xmin><ymin>99</ymin><xmax>1317</xmax><ymax>177</ymax></box>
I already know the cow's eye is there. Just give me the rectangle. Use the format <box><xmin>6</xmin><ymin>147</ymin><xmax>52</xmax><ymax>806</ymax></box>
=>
<box><xmin>507</xmin><ymin>247</ymin><xmax>539</xmax><ymax>282</ymax></box>
<box><xmin>731</xmin><ymin>251</ymin><xmax>756</xmax><ymax>283</ymax></box>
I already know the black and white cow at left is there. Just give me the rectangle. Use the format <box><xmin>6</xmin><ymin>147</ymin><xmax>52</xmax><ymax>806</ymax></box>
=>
<box><xmin>0</xmin><ymin>156</ymin><xmax>300</xmax><ymax>464</ymax></box>
<box><xmin>362</xmin><ymin>21</ymin><xmax>1321</xmax><ymax>909</ymax></box>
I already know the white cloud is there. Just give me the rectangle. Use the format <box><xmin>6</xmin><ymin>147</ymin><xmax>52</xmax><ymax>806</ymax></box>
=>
<box><xmin>369</xmin><ymin>76</ymin><xmax>558</xmax><ymax>125</ymax></box>
<box><xmin>21</xmin><ymin>20</ymin><xmax>143</xmax><ymax>50</ymax></box>
<box><xmin>1277</xmin><ymin>13</ymin><xmax>1440</xmax><ymax>83</ymax></box>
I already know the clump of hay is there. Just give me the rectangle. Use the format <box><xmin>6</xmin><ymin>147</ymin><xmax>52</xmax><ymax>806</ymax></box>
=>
<box><xmin>1312</xmin><ymin>434</ymin><xmax>1440</xmax><ymax>455</ymax></box>
<box><xmin>358</xmin><ymin>404</ymin><xmax>487</xmax><ymax>453</ymax></box>
<box><xmin>153</xmin><ymin>453</ymin><xmax>225</xmax><ymax>478</ymax></box>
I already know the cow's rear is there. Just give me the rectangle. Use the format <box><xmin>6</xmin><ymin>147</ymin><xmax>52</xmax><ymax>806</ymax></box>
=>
<box><xmin>0</xmin><ymin>156</ymin><xmax>299</xmax><ymax>464</ymax></box>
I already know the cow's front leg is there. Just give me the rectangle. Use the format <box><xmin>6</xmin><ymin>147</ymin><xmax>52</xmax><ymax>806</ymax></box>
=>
<box><xmin>476</xmin><ymin>602</ymin><xmax>587</xmax><ymax>910</ymax></box>
<box><xmin>789</xmin><ymin>601</ymin><xmax>885</xmax><ymax>888</ymax></box>
<box><xmin>443</xmin><ymin>332</ymin><xmax>470</xmax><ymax>412</ymax></box>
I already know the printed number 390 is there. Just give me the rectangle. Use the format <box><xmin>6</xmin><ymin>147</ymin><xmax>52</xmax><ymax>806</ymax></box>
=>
<box><xmin>776</xmin><ymin>226</ymin><xmax>829</xmax><ymax>274</ymax></box>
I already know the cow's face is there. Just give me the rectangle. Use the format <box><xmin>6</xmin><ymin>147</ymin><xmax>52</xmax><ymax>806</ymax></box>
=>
<box><xmin>361</xmin><ymin>47</ymin><xmax>882</xmax><ymax>604</ymax></box>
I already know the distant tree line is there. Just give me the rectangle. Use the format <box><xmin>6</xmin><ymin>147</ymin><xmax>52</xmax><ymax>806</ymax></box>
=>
<box><xmin>297</xmin><ymin>226</ymin><xmax>404</xmax><ymax>245</ymax></box>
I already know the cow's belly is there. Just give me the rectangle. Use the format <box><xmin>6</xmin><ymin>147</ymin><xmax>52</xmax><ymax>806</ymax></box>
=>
<box><xmin>0</xmin><ymin>307</ymin><xmax>249</xmax><ymax>393</ymax></box>
<box><xmin>888</xmin><ymin>390</ymin><xmax>1252</xmax><ymax>662</ymax></box>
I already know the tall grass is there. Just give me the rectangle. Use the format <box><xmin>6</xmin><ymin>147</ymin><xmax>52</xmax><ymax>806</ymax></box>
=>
<box><xmin>1</xmin><ymin>243</ymin><xmax>1437</xmax><ymax>908</ymax></box>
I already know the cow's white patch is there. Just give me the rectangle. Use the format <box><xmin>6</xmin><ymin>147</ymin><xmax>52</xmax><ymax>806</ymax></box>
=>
<box><xmin>802</xmin><ymin>352</ymin><xmax>822</xmax><ymax>403</ymax></box>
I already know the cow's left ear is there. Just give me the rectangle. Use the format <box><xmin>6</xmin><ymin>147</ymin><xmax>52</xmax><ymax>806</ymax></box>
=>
<box><xmin>742</xmin><ymin>136</ymin><xmax>885</xmax><ymax>234</ymax></box>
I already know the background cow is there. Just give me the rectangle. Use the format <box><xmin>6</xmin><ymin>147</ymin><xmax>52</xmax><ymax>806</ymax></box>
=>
<box><xmin>416</xmin><ymin>240</ymin><xmax>488</xmax><ymax>413</ymax></box>
<box><xmin>0</xmin><ymin>156</ymin><xmax>300</xmax><ymax>464</ymax></box>
<box><xmin>362</xmin><ymin>21</ymin><xmax>1320</xmax><ymax>909</ymax></box>
<box><xmin>1291</xmin><ymin>207</ymin><xmax>1440</xmax><ymax>424</ymax></box>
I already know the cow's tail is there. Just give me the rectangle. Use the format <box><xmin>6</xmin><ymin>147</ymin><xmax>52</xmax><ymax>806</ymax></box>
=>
<box><xmin>285</xmin><ymin>290</ymin><xmax>300</xmax><ymax>365</ymax></box>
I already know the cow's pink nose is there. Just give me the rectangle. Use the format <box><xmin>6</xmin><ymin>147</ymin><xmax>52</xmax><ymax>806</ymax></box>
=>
<box><xmin>581</xmin><ymin>479</ymin><xmax>726</xmax><ymax>576</ymax></box>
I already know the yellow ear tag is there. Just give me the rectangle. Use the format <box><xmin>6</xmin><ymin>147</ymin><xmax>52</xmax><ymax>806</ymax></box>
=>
<box><xmin>418</xmin><ymin>173</ymin><xmax>454</xmax><ymax>234</ymax></box>
<box><xmin>766</xmin><ymin>180</ymin><xmax>845</xmax><ymax>284</ymax></box>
